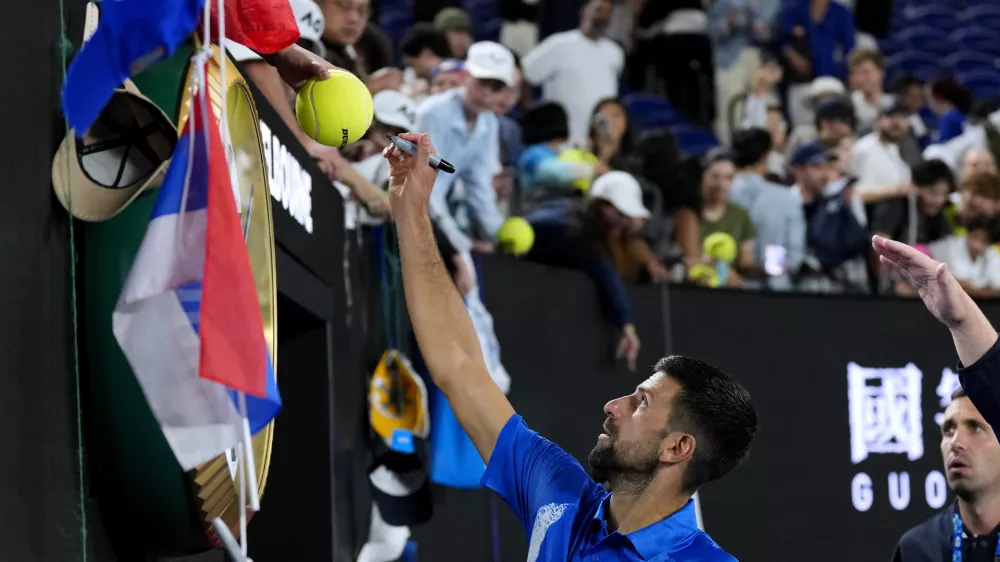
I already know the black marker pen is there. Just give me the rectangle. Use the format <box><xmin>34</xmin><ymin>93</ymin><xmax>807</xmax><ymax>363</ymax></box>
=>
<box><xmin>387</xmin><ymin>135</ymin><xmax>456</xmax><ymax>174</ymax></box>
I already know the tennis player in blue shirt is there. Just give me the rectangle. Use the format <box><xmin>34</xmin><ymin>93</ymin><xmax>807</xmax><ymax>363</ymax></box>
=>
<box><xmin>383</xmin><ymin>132</ymin><xmax>759</xmax><ymax>562</ymax></box>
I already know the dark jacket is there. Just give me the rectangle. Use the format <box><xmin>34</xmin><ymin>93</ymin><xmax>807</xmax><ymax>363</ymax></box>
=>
<box><xmin>893</xmin><ymin>501</ymin><xmax>999</xmax><ymax>562</ymax></box>
<box><xmin>959</xmin><ymin>335</ymin><xmax>1000</xmax><ymax>435</ymax></box>
<box><xmin>523</xmin><ymin>201</ymin><xmax>631</xmax><ymax>327</ymax></box>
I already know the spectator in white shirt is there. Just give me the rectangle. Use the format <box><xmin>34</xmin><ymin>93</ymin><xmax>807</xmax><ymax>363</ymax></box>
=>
<box><xmin>847</xmin><ymin>48</ymin><xmax>891</xmax><ymax>133</ymax></box>
<box><xmin>929</xmin><ymin>217</ymin><xmax>1000</xmax><ymax>298</ymax></box>
<box><xmin>522</xmin><ymin>0</ymin><xmax>624</xmax><ymax>147</ymax></box>
<box><xmin>731</xmin><ymin>50</ymin><xmax>783</xmax><ymax>133</ymax></box>
<box><xmin>414</xmin><ymin>41</ymin><xmax>515</xmax><ymax>255</ymax></box>
<box><xmin>399</xmin><ymin>24</ymin><xmax>452</xmax><ymax>102</ymax></box>
<box><xmin>850</xmin><ymin>101</ymin><xmax>915</xmax><ymax>223</ymax></box>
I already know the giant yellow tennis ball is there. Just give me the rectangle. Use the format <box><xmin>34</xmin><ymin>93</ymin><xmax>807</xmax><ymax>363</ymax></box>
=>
<box><xmin>496</xmin><ymin>217</ymin><xmax>535</xmax><ymax>256</ymax></box>
<box><xmin>558</xmin><ymin>148</ymin><xmax>600</xmax><ymax>192</ymax></box>
<box><xmin>703</xmin><ymin>232</ymin><xmax>738</xmax><ymax>264</ymax></box>
<box><xmin>295</xmin><ymin>72</ymin><xmax>374</xmax><ymax>148</ymax></box>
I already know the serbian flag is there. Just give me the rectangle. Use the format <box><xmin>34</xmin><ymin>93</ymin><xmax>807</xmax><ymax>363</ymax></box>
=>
<box><xmin>113</xmin><ymin>88</ymin><xmax>280</xmax><ymax>471</ymax></box>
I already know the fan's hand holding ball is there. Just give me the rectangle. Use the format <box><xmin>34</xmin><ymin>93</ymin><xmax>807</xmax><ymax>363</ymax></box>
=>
<box><xmin>295</xmin><ymin>72</ymin><xmax>374</xmax><ymax>148</ymax></box>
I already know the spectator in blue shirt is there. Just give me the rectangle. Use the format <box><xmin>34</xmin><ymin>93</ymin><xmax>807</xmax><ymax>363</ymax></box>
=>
<box><xmin>383</xmin><ymin>132</ymin><xmax>758</xmax><ymax>562</ymax></box>
<box><xmin>414</xmin><ymin>41</ymin><xmax>516</xmax><ymax>254</ymax></box>
<box><xmin>519</xmin><ymin>102</ymin><xmax>605</xmax><ymax>190</ymax></box>
<box><xmin>928</xmin><ymin>76</ymin><xmax>974</xmax><ymax>144</ymax></box>
<box><xmin>779</xmin><ymin>0</ymin><xmax>855</xmax><ymax>83</ymax></box>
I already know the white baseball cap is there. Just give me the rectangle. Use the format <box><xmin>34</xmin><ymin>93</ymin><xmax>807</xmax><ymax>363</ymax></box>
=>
<box><xmin>590</xmin><ymin>171</ymin><xmax>651</xmax><ymax>219</ymax></box>
<box><xmin>290</xmin><ymin>0</ymin><xmax>325</xmax><ymax>44</ymax></box>
<box><xmin>464</xmin><ymin>41</ymin><xmax>516</xmax><ymax>87</ymax></box>
<box><xmin>373</xmin><ymin>90</ymin><xmax>418</xmax><ymax>130</ymax></box>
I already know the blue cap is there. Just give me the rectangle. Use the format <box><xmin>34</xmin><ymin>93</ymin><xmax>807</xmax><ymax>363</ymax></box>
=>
<box><xmin>431</xmin><ymin>59</ymin><xmax>465</xmax><ymax>79</ymax></box>
<box><xmin>790</xmin><ymin>141</ymin><xmax>836</xmax><ymax>167</ymax></box>
<box><xmin>62</xmin><ymin>0</ymin><xmax>203</xmax><ymax>134</ymax></box>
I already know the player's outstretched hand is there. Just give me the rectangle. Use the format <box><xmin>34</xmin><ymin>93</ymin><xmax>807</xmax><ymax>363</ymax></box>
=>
<box><xmin>872</xmin><ymin>235</ymin><xmax>972</xmax><ymax>329</ymax></box>
<box><xmin>384</xmin><ymin>133</ymin><xmax>439</xmax><ymax>220</ymax></box>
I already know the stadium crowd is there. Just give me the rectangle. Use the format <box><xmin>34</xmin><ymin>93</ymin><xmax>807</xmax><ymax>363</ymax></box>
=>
<box><xmin>228</xmin><ymin>0</ymin><xmax>1000</xmax><ymax>367</ymax></box>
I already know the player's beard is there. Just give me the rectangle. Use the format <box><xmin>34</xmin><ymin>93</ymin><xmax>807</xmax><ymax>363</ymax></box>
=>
<box><xmin>588</xmin><ymin>423</ymin><xmax>661</xmax><ymax>495</ymax></box>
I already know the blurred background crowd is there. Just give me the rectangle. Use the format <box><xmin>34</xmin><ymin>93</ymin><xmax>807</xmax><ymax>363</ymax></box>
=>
<box><xmin>229</xmin><ymin>0</ymin><xmax>1000</xmax><ymax>368</ymax></box>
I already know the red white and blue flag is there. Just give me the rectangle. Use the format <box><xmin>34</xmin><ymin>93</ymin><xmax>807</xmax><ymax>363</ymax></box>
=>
<box><xmin>113</xmin><ymin>84</ymin><xmax>280</xmax><ymax>471</ymax></box>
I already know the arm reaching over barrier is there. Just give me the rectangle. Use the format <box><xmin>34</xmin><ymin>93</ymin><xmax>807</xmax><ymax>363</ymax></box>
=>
<box><xmin>384</xmin><ymin>133</ymin><xmax>515</xmax><ymax>463</ymax></box>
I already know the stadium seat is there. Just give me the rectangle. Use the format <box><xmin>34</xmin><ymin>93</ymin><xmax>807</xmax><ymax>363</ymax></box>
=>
<box><xmin>962</xmin><ymin>4</ymin><xmax>1000</xmax><ymax>29</ymax></box>
<box><xmin>885</xmin><ymin>50</ymin><xmax>942</xmax><ymax>82</ymax></box>
<box><xmin>622</xmin><ymin>94</ymin><xmax>682</xmax><ymax>132</ymax></box>
<box><xmin>944</xmin><ymin>52</ymin><xmax>999</xmax><ymax>76</ymax></box>
<box><xmin>952</xmin><ymin>27</ymin><xmax>1000</xmax><ymax>56</ymax></box>
<box><xmin>895</xmin><ymin>26</ymin><xmax>956</xmax><ymax>56</ymax></box>
<box><xmin>900</xmin><ymin>5</ymin><xmax>961</xmax><ymax>32</ymax></box>
<box><xmin>670</xmin><ymin>125</ymin><xmax>718</xmax><ymax>157</ymax></box>
<box><xmin>958</xmin><ymin>71</ymin><xmax>1000</xmax><ymax>98</ymax></box>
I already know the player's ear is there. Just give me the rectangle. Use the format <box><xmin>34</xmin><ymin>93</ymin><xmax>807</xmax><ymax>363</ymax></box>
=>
<box><xmin>659</xmin><ymin>432</ymin><xmax>695</xmax><ymax>465</ymax></box>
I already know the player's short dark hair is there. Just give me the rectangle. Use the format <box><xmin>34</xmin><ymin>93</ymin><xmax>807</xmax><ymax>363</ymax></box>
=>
<box><xmin>400</xmin><ymin>24</ymin><xmax>452</xmax><ymax>59</ymax></box>
<box><xmin>952</xmin><ymin>387</ymin><xmax>968</xmax><ymax>401</ymax></box>
<box><xmin>731</xmin><ymin>128</ymin><xmax>772</xmax><ymax>169</ymax></box>
<box><xmin>912</xmin><ymin>159</ymin><xmax>956</xmax><ymax>191</ymax></box>
<box><xmin>655</xmin><ymin>356</ymin><xmax>757</xmax><ymax>493</ymax></box>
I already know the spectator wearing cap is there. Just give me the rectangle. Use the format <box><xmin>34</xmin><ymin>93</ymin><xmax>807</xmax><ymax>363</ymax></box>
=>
<box><xmin>522</xmin><ymin>0</ymin><xmax>624</xmax><ymax>148</ymax></box>
<box><xmin>706</xmin><ymin>0</ymin><xmax>781</xmax><ymax>145</ymax></box>
<box><xmin>778</xmin><ymin>0</ymin><xmax>856</xmax><ymax>128</ymax></box>
<box><xmin>415</xmin><ymin>41</ymin><xmax>516</xmax><ymax>255</ymax></box>
<box><xmin>850</xmin><ymin>101</ymin><xmax>915</xmax><ymax>224</ymax></box>
<box><xmin>730</xmin><ymin>128</ymin><xmax>806</xmax><ymax>290</ymax></box>
<box><xmin>430</xmin><ymin>59</ymin><xmax>465</xmax><ymax>95</ymax></box>
<box><xmin>523</xmin><ymin>171</ymin><xmax>653</xmax><ymax>371</ymax></box>
<box><xmin>928</xmin><ymin>75</ymin><xmax>975</xmax><ymax>144</ymax></box>
<box><xmin>728</xmin><ymin>51</ymin><xmax>783</xmax><ymax>135</ymax></box>
<box><xmin>789</xmin><ymin>140</ymin><xmax>868</xmax><ymax>293</ymax></box>
<box><xmin>399</xmin><ymin>24</ymin><xmax>453</xmax><ymax>102</ymax></box>
<box><xmin>848</xmin><ymin>48</ymin><xmax>891</xmax><ymax>133</ymax></box>
<box><xmin>434</xmin><ymin>7</ymin><xmax>474</xmax><ymax>59</ymax></box>
<box><xmin>319</xmin><ymin>0</ymin><xmax>402</xmax><ymax>94</ymax></box>
<box><xmin>785</xmin><ymin>95</ymin><xmax>855</xmax><ymax>160</ymax></box>
<box><xmin>698</xmin><ymin>149</ymin><xmax>756</xmax><ymax>284</ymax></box>
<box><xmin>872</xmin><ymin>159</ymin><xmax>955</xmax><ymax>254</ymax></box>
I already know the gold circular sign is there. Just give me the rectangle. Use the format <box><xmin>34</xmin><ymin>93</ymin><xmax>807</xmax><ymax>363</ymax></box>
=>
<box><xmin>177</xmin><ymin>45</ymin><xmax>278</xmax><ymax>541</ymax></box>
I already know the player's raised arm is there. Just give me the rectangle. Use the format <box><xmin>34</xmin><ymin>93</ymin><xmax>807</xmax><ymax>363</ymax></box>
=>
<box><xmin>384</xmin><ymin>133</ymin><xmax>515</xmax><ymax>463</ymax></box>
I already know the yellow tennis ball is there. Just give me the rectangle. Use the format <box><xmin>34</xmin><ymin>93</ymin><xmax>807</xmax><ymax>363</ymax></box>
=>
<box><xmin>703</xmin><ymin>232</ymin><xmax>738</xmax><ymax>264</ymax></box>
<box><xmin>295</xmin><ymin>72</ymin><xmax>374</xmax><ymax>148</ymax></box>
<box><xmin>497</xmin><ymin>217</ymin><xmax>535</xmax><ymax>256</ymax></box>
<box><xmin>558</xmin><ymin>148</ymin><xmax>600</xmax><ymax>192</ymax></box>
<box><xmin>688</xmin><ymin>264</ymin><xmax>720</xmax><ymax>288</ymax></box>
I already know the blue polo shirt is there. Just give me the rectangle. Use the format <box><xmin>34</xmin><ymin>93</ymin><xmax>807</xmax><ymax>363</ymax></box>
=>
<box><xmin>481</xmin><ymin>414</ymin><xmax>736</xmax><ymax>562</ymax></box>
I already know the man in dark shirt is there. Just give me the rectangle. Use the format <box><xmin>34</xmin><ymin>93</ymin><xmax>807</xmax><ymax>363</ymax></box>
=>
<box><xmin>893</xmin><ymin>387</ymin><xmax>1000</xmax><ymax>561</ymax></box>
<box><xmin>872</xmin><ymin>159</ymin><xmax>955</xmax><ymax>245</ymax></box>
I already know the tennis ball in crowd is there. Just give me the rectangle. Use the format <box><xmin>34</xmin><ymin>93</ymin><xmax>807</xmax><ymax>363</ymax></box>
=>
<box><xmin>703</xmin><ymin>232</ymin><xmax>738</xmax><ymax>264</ymax></box>
<box><xmin>497</xmin><ymin>217</ymin><xmax>535</xmax><ymax>256</ymax></box>
<box><xmin>558</xmin><ymin>148</ymin><xmax>600</xmax><ymax>192</ymax></box>
<box><xmin>688</xmin><ymin>264</ymin><xmax>720</xmax><ymax>288</ymax></box>
<box><xmin>295</xmin><ymin>72</ymin><xmax>374</xmax><ymax>148</ymax></box>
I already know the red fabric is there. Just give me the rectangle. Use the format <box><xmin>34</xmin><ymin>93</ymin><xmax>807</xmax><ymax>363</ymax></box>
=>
<box><xmin>191</xmin><ymin>92</ymin><xmax>269</xmax><ymax>398</ymax></box>
<box><xmin>208</xmin><ymin>0</ymin><xmax>300</xmax><ymax>54</ymax></box>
